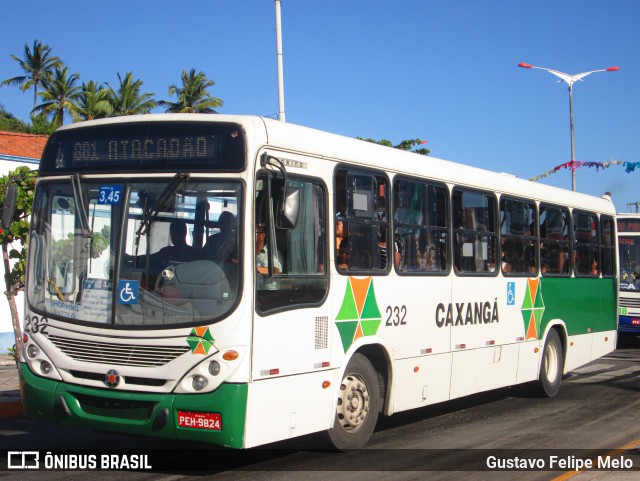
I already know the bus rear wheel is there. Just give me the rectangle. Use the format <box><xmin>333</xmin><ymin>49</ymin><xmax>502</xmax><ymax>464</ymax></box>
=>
<box><xmin>325</xmin><ymin>353</ymin><xmax>380</xmax><ymax>450</ymax></box>
<box><xmin>537</xmin><ymin>329</ymin><xmax>564</xmax><ymax>397</ymax></box>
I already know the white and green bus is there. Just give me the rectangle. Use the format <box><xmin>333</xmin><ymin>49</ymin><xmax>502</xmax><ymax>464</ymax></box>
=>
<box><xmin>617</xmin><ymin>213</ymin><xmax>640</xmax><ymax>334</ymax></box>
<box><xmin>11</xmin><ymin>114</ymin><xmax>618</xmax><ymax>449</ymax></box>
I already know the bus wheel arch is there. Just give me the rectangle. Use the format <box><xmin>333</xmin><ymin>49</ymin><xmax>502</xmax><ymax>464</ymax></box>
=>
<box><xmin>325</xmin><ymin>345</ymin><xmax>391</xmax><ymax>450</ymax></box>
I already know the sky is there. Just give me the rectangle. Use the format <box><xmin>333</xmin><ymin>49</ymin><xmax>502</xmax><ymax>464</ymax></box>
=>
<box><xmin>1</xmin><ymin>0</ymin><xmax>639</xmax><ymax>213</ymax></box>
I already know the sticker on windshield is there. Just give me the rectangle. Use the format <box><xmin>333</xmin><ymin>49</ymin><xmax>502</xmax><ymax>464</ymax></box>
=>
<box><xmin>98</xmin><ymin>185</ymin><xmax>123</xmax><ymax>205</ymax></box>
<box><xmin>118</xmin><ymin>280</ymin><xmax>139</xmax><ymax>304</ymax></box>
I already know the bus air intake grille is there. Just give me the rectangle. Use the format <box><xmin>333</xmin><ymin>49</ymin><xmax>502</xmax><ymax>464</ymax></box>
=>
<box><xmin>315</xmin><ymin>316</ymin><xmax>328</xmax><ymax>349</ymax></box>
<box><xmin>47</xmin><ymin>335</ymin><xmax>190</xmax><ymax>367</ymax></box>
<box><xmin>73</xmin><ymin>393</ymin><xmax>155</xmax><ymax>420</ymax></box>
<box><xmin>619</xmin><ymin>298</ymin><xmax>640</xmax><ymax>308</ymax></box>
<box><xmin>69</xmin><ymin>370</ymin><xmax>167</xmax><ymax>387</ymax></box>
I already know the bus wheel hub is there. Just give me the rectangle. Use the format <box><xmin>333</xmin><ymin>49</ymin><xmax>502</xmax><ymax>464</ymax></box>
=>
<box><xmin>337</xmin><ymin>373</ymin><xmax>369</xmax><ymax>432</ymax></box>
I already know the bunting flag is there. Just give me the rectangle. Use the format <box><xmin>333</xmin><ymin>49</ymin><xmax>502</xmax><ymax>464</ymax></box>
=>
<box><xmin>530</xmin><ymin>160</ymin><xmax>640</xmax><ymax>182</ymax></box>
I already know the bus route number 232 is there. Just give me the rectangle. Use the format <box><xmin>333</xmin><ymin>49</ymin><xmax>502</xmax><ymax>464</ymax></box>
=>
<box><xmin>385</xmin><ymin>305</ymin><xmax>407</xmax><ymax>326</ymax></box>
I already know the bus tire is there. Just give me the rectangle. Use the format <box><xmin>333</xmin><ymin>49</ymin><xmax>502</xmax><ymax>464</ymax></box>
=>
<box><xmin>325</xmin><ymin>353</ymin><xmax>380</xmax><ymax>450</ymax></box>
<box><xmin>537</xmin><ymin>329</ymin><xmax>564</xmax><ymax>397</ymax></box>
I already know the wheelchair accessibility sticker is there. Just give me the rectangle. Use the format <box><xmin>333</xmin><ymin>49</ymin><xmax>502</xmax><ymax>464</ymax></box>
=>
<box><xmin>507</xmin><ymin>282</ymin><xmax>516</xmax><ymax>306</ymax></box>
<box><xmin>118</xmin><ymin>280</ymin><xmax>139</xmax><ymax>304</ymax></box>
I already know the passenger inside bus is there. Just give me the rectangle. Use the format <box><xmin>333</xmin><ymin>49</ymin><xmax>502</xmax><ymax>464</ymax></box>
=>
<box><xmin>124</xmin><ymin>219</ymin><xmax>197</xmax><ymax>276</ymax></box>
<box><xmin>157</xmin><ymin>220</ymin><xmax>198</xmax><ymax>263</ymax></box>
<box><xmin>337</xmin><ymin>238</ymin><xmax>351</xmax><ymax>270</ymax></box>
<box><xmin>394</xmin><ymin>234</ymin><xmax>403</xmax><ymax>269</ymax></box>
<box><xmin>256</xmin><ymin>225</ymin><xmax>282</xmax><ymax>275</ymax></box>
<box><xmin>336</xmin><ymin>220</ymin><xmax>345</xmax><ymax>250</ymax></box>
<box><xmin>204</xmin><ymin>211</ymin><xmax>237</xmax><ymax>264</ymax></box>
<box><xmin>378</xmin><ymin>225</ymin><xmax>388</xmax><ymax>269</ymax></box>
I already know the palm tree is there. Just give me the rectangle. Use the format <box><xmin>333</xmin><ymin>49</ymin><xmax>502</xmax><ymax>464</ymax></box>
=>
<box><xmin>1</xmin><ymin>40</ymin><xmax>62</xmax><ymax>108</ymax></box>
<box><xmin>32</xmin><ymin>66</ymin><xmax>82</xmax><ymax>128</ymax></box>
<box><xmin>159</xmin><ymin>69</ymin><xmax>223</xmax><ymax>113</ymax></box>
<box><xmin>106</xmin><ymin>72</ymin><xmax>157</xmax><ymax>116</ymax></box>
<box><xmin>73</xmin><ymin>81</ymin><xmax>113</xmax><ymax>122</ymax></box>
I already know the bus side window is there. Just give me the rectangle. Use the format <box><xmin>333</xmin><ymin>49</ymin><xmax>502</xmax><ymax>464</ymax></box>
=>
<box><xmin>393</xmin><ymin>179</ymin><xmax>448</xmax><ymax>273</ymax></box>
<box><xmin>540</xmin><ymin>205</ymin><xmax>570</xmax><ymax>276</ymax></box>
<box><xmin>601</xmin><ymin>215</ymin><xmax>616</xmax><ymax>277</ymax></box>
<box><xmin>500</xmin><ymin>198</ymin><xmax>538</xmax><ymax>275</ymax></box>
<box><xmin>335</xmin><ymin>168</ymin><xmax>389</xmax><ymax>273</ymax></box>
<box><xmin>452</xmin><ymin>188</ymin><xmax>497</xmax><ymax>275</ymax></box>
<box><xmin>573</xmin><ymin>211</ymin><xmax>599</xmax><ymax>277</ymax></box>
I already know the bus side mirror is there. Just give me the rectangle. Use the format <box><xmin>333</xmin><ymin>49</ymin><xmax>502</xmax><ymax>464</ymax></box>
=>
<box><xmin>277</xmin><ymin>186</ymin><xmax>300</xmax><ymax>229</ymax></box>
<box><xmin>2</xmin><ymin>183</ymin><xmax>18</xmax><ymax>230</ymax></box>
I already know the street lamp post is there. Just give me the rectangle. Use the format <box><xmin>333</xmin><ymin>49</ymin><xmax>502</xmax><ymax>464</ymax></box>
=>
<box><xmin>275</xmin><ymin>0</ymin><xmax>286</xmax><ymax>122</ymax></box>
<box><xmin>518</xmin><ymin>62</ymin><xmax>619</xmax><ymax>191</ymax></box>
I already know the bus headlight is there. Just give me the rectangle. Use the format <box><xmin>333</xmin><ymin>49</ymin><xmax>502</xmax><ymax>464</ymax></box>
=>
<box><xmin>208</xmin><ymin>360</ymin><xmax>221</xmax><ymax>376</ymax></box>
<box><xmin>40</xmin><ymin>361</ymin><xmax>53</xmax><ymax>375</ymax></box>
<box><xmin>27</xmin><ymin>344</ymin><xmax>40</xmax><ymax>359</ymax></box>
<box><xmin>192</xmin><ymin>375</ymin><xmax>208</xmax><ymax>391</ymax></box>
<box><xmin>173</xmin><ymin>347</ymin><xmax>244</xmax><ymax>394</ymax></box>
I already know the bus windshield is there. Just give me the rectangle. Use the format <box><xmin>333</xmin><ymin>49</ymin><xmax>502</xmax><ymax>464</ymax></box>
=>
<box><xmin>27</xmin><ymin>178</ymin><xmax>242</xmax><ymax>327</ymax></box>
<box><xmin>619</xmin><ymin>235</ymin><xmax>640</xmax><ymax>290</ymax></box>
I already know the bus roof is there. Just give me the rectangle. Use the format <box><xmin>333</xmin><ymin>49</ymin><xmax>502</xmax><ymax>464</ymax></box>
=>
<box><xmin>54</xmin><ymin>114</ymin><xmax>615</xmax><ymax>215</ymax></box>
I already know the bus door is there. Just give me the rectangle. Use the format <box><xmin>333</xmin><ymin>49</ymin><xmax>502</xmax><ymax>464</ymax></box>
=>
<box><xmin>251</xmin><ymin>165</ymin><xmax>330</xmax><ymax>378</ymax></box>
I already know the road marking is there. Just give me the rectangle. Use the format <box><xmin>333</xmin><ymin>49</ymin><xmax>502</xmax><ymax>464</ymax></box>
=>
<box><xmin>0</xmin><ymin>429</ymin><xmax>29</xmax><ymax>436</ymax></box>
<box><xmin>551</xmin><ymin>439</ymin><xmax>640</xmax><ymax>481</ymax></box>
<box><xmin>568</xmin><ymin>366</ymin><xmax>639</xmax><ymax>384</ymax></box>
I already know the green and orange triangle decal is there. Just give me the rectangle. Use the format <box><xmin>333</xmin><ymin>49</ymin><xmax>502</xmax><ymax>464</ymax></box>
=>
<box><xmin>520</xmin><ymin>278</ymin><xmax>545</xmax><ymax>340</ymax></box>
<box><xmin>186</xmin><ymin>326</ymin><xmax>215</xmax><ymax>355</ymax></box>
<box><xmin>336</xmin><ymin>277</ymin><xmax>382</xmax><ymax>352</ymax></box>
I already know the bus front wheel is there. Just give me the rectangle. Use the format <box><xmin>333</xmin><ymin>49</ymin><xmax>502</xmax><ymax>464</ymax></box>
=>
<box><xmin>325</xmin><ymin>353</ymin><xmax>380</xmax><ymax>450</ymax></box>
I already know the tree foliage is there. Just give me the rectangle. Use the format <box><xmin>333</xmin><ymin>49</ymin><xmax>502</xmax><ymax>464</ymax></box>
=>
<box><xmin>32</xmin><ymin>66</ymin><xmax>82</xmax><ymax>127</ymax></box>
<box><xmin>2</xmin><ymin>39</ymin><xmax>227</xmax><ymax>129</ymax></box>
<box><xmin>72</xmin><ymin>81</ymin><xmax>113</xmax><ymax>122</ymax></box>
<box><xmin>358</xmin><ymin>137</ymin><xmax>431</xmax><ymax>156</ymax></box>
<box><xmin>0</xmin><ymin>108</ymin><xmax>29</xmax><ymax>132</ymax></box>
<box><xmin>159</xmin><ymin>69</ymin><xmax>223</xmax><ymax>113</ymax></box>
<box><xmin>0</xmin><ymin>40</ymin><xmax>62</xmax><ymax>109</ymax></box>
<box><xmin>0</xmin><ymin>107</ymin><xmax>56</xmax><ymax>134</ymax></box>
<box><xmin>106</xmin><ymin>71</ymin><xmax>157</xmax><ymax>116</ymax></box>
<box><xmin>0</xmin><ymin>166</ymin><xmax>37</xmax><ymax>292</ymax></box>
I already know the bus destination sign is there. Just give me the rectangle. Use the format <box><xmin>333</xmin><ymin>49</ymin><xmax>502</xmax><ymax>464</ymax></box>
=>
<box><xmin>72</xmin><ymin>135</ymin><xmax>217</xmax><ymax>164</ymax></box>
<box><xmin>39</xmin><ymin>121</ymin><xmax>245</xmax><ymax>174</ymax></box>
<box><xmin>618</xmin><ymin>218</ymin><xmax>640</xmax><ymax>233</ymax></box>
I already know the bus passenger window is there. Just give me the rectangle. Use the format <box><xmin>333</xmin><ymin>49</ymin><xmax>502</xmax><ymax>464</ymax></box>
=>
<box><xmin>334</xmin><ymin>168</ymin><xmax>389</xmax><ymax>273</ymax></box>
<box><xmin>600</xmin><ymin>215</ymin><xmax>616</xmax><ymax>277</ymax></box>
<box><xmin>500</xmin><ymin>198</ymin><xmax>537</xmax><ymax>275</ymax></box>
<box><xmin>573</xmin><ymin>211</ymin><xmax>599</xmax><ymax>277</ymax></box>
<box><xmin>540</xmin><ymin>205</ymin><xmax>570</xmax><ymax>276</ymax></box>
<box><xmin>452</xmin><ymin>189</ymin><xmax>497</xmax><ymax>275</ymax></box>
<box><xmin>393</xmin><ymin>179</ymin><xmax>448</xmax><ymax>274</ymax></box>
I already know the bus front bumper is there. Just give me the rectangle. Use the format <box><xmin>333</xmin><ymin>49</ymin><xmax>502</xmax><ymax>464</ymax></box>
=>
<box><xmin>619</xmin><ymin>315</ymin><xmax>640</xmax><ymax>334</ymax></box>
<box><xmin>19</xmin><ymin>362</ymin><xmax>247</xmax><ymax>448</ymax></box>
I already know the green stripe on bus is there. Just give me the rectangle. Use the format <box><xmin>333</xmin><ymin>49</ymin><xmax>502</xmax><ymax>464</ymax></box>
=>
<box><xmin>540</xmin><ymin>278</ymin><xmax>617</xmax><ymax>335</ymax></box>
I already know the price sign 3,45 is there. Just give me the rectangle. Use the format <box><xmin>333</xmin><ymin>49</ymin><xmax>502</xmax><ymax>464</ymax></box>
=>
<box><xmin>98</xmin><ymin>185</ymin><xmax>123</xmax><ymax>205</ymax></box>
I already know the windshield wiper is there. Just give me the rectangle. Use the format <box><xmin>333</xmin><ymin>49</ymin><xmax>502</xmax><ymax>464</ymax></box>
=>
<box><xmin>71</xmin><ymin>173</ymin><xmax>92</xmax><ymax>238</ymax></box>
<box><xmin>136</xmin><ymin>172</ymin><xmax>189</xmax><ymax>237</ymax></box>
